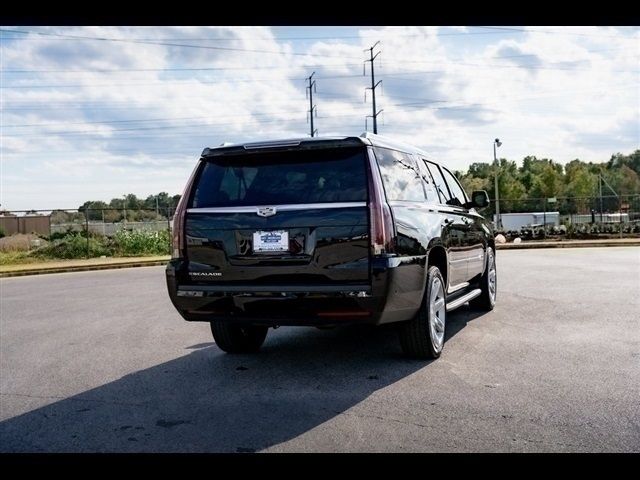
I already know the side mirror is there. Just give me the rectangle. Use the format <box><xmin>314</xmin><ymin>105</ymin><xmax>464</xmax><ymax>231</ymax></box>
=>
<box><xmin>469</xmin><ymin>190</ymin><xmax>490</xmax><ymax>209</ymax></box>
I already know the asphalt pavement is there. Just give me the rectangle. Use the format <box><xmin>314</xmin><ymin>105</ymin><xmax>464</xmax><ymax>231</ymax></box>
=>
<box><xmin>1</xmin><ymin>247</ymin><xmax>638</xmax><ymax>452</ymax></box>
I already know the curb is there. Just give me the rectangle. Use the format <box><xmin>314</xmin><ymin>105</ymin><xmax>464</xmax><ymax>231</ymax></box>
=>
<box><xmin>496</xmin><ymin>241</ymin><xmax>640</xmax><ymax>250</ymax></box>
<box><xmin>2</xmin><ymin>241</ymin><xmax>638</xmax><ymax>277</ymax></box>
<box><xmin>0</xmin><ymin>259</ymin><xmax>168</xmax><ymax>278</ymax></box>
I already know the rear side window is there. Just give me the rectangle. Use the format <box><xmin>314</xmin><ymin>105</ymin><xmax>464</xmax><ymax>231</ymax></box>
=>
<box><xmin>374</xmin><ymin>147</ymin><xmax>426</xmax><ymax>202</ymax></box>
<box><xmin>424</xmin><ymin>161</ymin><xmax>451</xmax><ymax>204</ymax></box>
<box><xmin>190</xmin><ymin>147</ymin><xmax>367</xmax><ymax>207</ymax></box>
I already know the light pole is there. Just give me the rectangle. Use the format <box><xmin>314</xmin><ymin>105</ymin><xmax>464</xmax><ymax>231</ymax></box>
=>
<box><xmin>493</xmin><ymin>138</ymin><xmax>502</xmax><ymax>230</ymax></box>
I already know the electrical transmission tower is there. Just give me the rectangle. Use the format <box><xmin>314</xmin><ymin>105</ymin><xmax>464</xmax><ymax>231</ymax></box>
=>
<box><xmin>364</xmin><ymin>41</ymin><xmax>383</xmax><ymax>134</ymax></box>
<box><xmin>306</xmin><ymin>72</ymin><xmax>317</xmax><ymax>137</ymax></box>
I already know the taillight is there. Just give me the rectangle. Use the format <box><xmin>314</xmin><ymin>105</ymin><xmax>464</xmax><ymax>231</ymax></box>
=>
<box><xmin>367</xmin><ymin>149</ymin><xmax>395</xmax><ymax>255</ymax></box>
<box><xmin>172</xmin><ymin>162</ymin><xmax>200</xmax><ymax>259</ymax></box>
<box><xmin>171</xmin><ymin>204</ymin><xmax>186</xmax><ymax>259</ymax></box>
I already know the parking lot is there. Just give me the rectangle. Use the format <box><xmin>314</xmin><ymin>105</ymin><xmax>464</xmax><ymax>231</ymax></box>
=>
<box><xmin>1</xmin><ymin>247</ymin><xmax>638</xmax><ymax>452</ymax></box>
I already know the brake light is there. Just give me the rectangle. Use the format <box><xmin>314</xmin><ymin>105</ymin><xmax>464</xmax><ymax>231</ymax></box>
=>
<box><xmin>171</xmin><ymin>204</ymin><xmax>185</xmax><ymax>259</ymax></box>
<box><xmin>367</xmin><ymin>150</ymin><xmax>395</xmax><ymax>255</ymax></box>
<box><xmin>172</xmin><ymin>163</ymin><xmax>200</xmax><ymax>259</ymax></box>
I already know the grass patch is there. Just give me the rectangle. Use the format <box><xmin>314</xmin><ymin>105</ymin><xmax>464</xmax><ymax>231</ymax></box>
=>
<box><xmin>0</xmin><ymin>251</ymin><xmax>42</xmax><ymax>266</ymax></box>
<box><xmin>112</xmin><ymin>229</ymin><xmax>170</xmax><ymax>256</ymax></box>
<box><xmin>0</xmin><ymin>229</ymin><xmax>170</xmax><ymax>265</ymax></box>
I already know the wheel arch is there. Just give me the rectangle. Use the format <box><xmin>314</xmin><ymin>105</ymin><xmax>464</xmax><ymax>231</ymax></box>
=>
<box><xmin>426</xmin><ymin>243</ymin><xmax>448</xmax><ymax>292</ymax></box>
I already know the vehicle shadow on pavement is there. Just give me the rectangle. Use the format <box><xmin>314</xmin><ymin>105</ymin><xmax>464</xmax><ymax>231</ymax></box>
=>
<box><xmin>0</xmin><ymin>309</ymin><xmax>484</xmax><ymax>452</ymax></box>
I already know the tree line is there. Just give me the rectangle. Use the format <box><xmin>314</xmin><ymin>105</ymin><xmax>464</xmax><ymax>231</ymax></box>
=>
<box><xmin>47</xmin><ymin>193</ymin><xmax>183</xmax><ymax>224</ymax></box>
<box><xmin>7</xmin><ymin>149</ymin><xmax>638</xmax><ymax>223</ymax></box>
<box><xmin>454</xmin><ymin>150</ymin><xmax>640</xmax><ymax>214</ymax></box>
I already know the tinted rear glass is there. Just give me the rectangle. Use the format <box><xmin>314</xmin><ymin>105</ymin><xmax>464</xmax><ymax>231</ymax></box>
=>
<box><xmin>190</xmin><ymin>147</ymin><xmax>368</xmax><ymax>208</ymax></box>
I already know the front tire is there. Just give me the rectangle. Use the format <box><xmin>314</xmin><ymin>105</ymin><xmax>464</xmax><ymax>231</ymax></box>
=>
<box><xmin>470</xmin><ymin>247</ymin><xmax>496</xmax><ymax>311</ymax></box>
<box><xmin>398</xmin><ymin>266</ymin><xmax>447</xmax><ymax>359</ymax></box>
<box><xmin>210</xmin><ymin>321</ymin><xmax>268</xmax><ymax>353</ymax></box>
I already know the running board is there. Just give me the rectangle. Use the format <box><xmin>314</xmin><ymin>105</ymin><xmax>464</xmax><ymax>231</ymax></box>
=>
<box><xmin>446</xmin><ymin>288</ymin><xmax>481</xmax><ymax>312</ymax></box>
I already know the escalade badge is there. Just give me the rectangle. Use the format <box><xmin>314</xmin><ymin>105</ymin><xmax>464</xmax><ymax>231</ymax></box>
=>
<box><xmin>257</xmin><ymin>207</ymin><xmax>277</xmax><ymax>217</ymax></box>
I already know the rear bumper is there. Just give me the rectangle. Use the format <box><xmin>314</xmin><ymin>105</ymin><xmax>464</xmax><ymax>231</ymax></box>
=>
<box><xmin>166</xmin><ymin>259</ymin><xmax>386</xmax><ymax>325</ymax></box>
<box><xmin>166</xmin><ymin>254</ymin><xmax>424</xmax><ymax>326</ymax></box>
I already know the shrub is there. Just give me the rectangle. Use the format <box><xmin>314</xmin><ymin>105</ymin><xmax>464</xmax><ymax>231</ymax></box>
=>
<box><xmin>0</xmin><ymin>227</ymin><xmax>5</xmax><ymax>239</ymax></box>
<box><xmin>34</xmin><ymin>233</ymin><xmax>109</xmax><ymax>259</ymax></box>
<box><xmin>47</xmin><ymin>226</ymin><xmax>77</xmax><ymax>241</ymax></box>
<box><xmin>112</xmin><ymin>229</ymin><xmax>170</xmax><ymax>256</ymax></box>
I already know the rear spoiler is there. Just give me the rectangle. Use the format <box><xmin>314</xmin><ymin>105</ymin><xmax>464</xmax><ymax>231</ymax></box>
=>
<box><xmin>201</xmin><ymin>137</ymin><xmax>367</xmax><ymax>158</ymax></box>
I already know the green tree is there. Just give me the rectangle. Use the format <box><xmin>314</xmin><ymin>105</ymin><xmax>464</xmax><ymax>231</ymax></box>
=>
<box><xmin>603</xmin><ymin>164</ymin><xmax>640</xmax><ymax>196</ymax></box>
<box><xmin>607</xmin><ymin>150</ymin><xmax>640</xmax><ymax>175</ymax></box>
<box><xmin>527</xmin><ymin>163</ymin><xmax>564</xmax><ymax>199</ymax></box>
<box><xmin>459</xmin><ymin>175</ymin><xmax>490</xmax><ymax>197</ymax></box>
<box><xmin>78</xmin><ymin>200</ymin><xmax>109</xmax><ymax>221</ymax></box>
<box><xmin>491</xmin><ymin>159</ymin><xmax>527</xmax><ymax>212</ymax></box>
<box><xmin>565</xmin><ymin>160</ymin><xmax>597</xmax><ymax>198</ymax></box>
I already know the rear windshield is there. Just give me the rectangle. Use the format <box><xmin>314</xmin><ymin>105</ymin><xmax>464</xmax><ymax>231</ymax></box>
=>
<box><xmin>190</xmin><ymin>147</ymin><xmax>368</xmax><ymax>207</ymax></box>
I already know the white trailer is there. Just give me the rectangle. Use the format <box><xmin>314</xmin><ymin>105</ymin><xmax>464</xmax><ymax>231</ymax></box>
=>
<box><xmin>565</xmin><ymin>213</ymin><xmax>629</xmax><ymax>224</ymax></box>
<box><xmin>495</xmin><ymin>212</ymin><xmax>560</xmax><ymax>231</ymax></box>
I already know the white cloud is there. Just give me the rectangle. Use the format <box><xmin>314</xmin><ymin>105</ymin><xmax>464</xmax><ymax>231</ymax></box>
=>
<box><xmin>1</xmin><ymin>25</ymin><xmax>638</xmax><ymax>209</ymax></box>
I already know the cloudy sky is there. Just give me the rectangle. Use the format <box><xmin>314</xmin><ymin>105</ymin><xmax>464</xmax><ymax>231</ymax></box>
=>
<box><xmin>1</xmin><ymin>26</ymin><xmax>638</xmax><ymax>210</ymax></box>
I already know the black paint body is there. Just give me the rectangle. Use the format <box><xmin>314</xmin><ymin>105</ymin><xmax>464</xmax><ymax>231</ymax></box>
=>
<box><xmin>166</xmin><ymin>136</ymin><xmax>494</xmax><ymax>326</ymax></box>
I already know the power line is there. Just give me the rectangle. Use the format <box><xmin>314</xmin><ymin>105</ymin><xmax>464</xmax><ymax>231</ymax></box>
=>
<box><xmin>0</xmin><ymin>28</ymin><xmax>526</xmax><ymax>44</ymax></box>
<box><xmin>475</xmin><ymin>26</ymin><xmax>639</xmax><ymax>39</ymax></box>
<box><xmin>0</xmin><ymin>28</ymin><xmax>364</xmax><ymax>60</ymax></box>
<box><xmin>3</xmin><ymin>58</ymin><xmax>637</xmax><ymax>89</ymax></box>
<box><xmin>3</xmin><ymin>83</ymin><xmax>635</xmax><ymax>131</ymax></box>
<box><xmin>2</xmin><ymin>122</ymin><xmax>371</xmax><ymax>141</ymax></box>
<box><xmin>3</xmin><ymin>112</ymin><xmax>368</xmax><ymax>138</ymax></box>
<box><xmin>2</xmin><ymin>110</ymin><xmax>306</xmax><ymax>128</ymax></box>
<box><xmin>3</xmin><ymin>46</ymin><xmax>635</xmax><ymax>74</ymax></box>
<box><xmin>1</xmin><ymin>64</ymin><xmax>362</xmax><ymax>73</ymax></box>
<box><xmin>0</xmin><ymin>68</ymin><xmax>587</xmax><ymax>110</ymax></box>
<box><xmin>0</xmin><ymin>72</ymin><xmax>371</xmax><ymax>89</ymax></box>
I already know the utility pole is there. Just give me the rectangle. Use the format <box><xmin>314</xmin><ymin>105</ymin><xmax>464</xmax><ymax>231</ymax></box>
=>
<box><xmin>599</xmin><ymin>173</ymin><xmax>619</xmax><ymax>225</ymax></box>
<box><xmin>599</xmin><ymin>174</ymin><xmax>603</xmax><ymax>223</ymax></box>
<box><xmin>306</xmin><ymin>72</ymin><xmax>317</xmax><ymax>137</ymax></box>
<box><xmin>365</xmin><ymin>41</ymin><xmax>383</xmax><ymax>134</ymax></box>
<box><xmin>493</xmin><ymin>138</ymin><xmax>502</xmax><ymax>230</ymax></box>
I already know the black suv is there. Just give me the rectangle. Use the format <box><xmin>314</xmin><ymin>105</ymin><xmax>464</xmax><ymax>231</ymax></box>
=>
<box><xmin>166</xmin><ymin>133</ymin><xmax>496</xmax><ymax>359</ymax></box>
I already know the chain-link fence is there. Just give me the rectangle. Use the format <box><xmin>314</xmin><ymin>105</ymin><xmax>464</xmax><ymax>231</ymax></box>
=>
<box><xmin>0</xmin><ymin>208</ymin><xmax>176</xmax><ymax>258</ymax></box>
<box><xmin>490</xmin><ymin>194</ymin><xmax>640</xmax><ymax>239</ymax></box>
<box><xmin>1</xmin><ymin>196</ymin><xmax>639</xmax><ymax>260</ymax></box>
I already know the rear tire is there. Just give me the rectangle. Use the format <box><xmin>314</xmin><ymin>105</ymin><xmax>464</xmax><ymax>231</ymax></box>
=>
<box><xmin>210</xmin><ymin>321</ymin><xmax>268</xmax><ymax>353</ymax></box>
<box><xmin>470</xmin><ymin>247</ymin><xmax>496</xmax><ymax>311</ymax></box>
<box><xmin>398</xmin><ymin>266</ymin><xmax>447</xmax><ymax>359</ymax></box>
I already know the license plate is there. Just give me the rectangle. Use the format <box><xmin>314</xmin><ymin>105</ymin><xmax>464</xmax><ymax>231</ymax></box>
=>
<box><xmin>253</xmin><ymin>230</ymin><xmax>289</xmax><ymax>253</ymax></box>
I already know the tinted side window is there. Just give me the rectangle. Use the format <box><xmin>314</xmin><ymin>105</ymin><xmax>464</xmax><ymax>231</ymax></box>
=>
<box><xmin>418</xmin><ymin>158</ymin><xmax>439</xmax><ymax>203</ymax></box>
<box><xmin>374</xmin><ymin>148</ymin><xmax>426</xmax><ymax>202</ymax></box>
<box><xmin>441</xmin><ymin>167</ymin><xmax>468</xmax><ymax>207</ymax></box>
<box><xmin>424</xmin><ymin>161</ymin><xmax>451</xmax><ymax>204</ymax></box>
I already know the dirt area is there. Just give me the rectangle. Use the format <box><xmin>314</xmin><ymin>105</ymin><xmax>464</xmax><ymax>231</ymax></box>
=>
<box><xmin>0</xmin><ymin>234</ymin><xmax>48</xmax><ymax>252</ymax></box>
